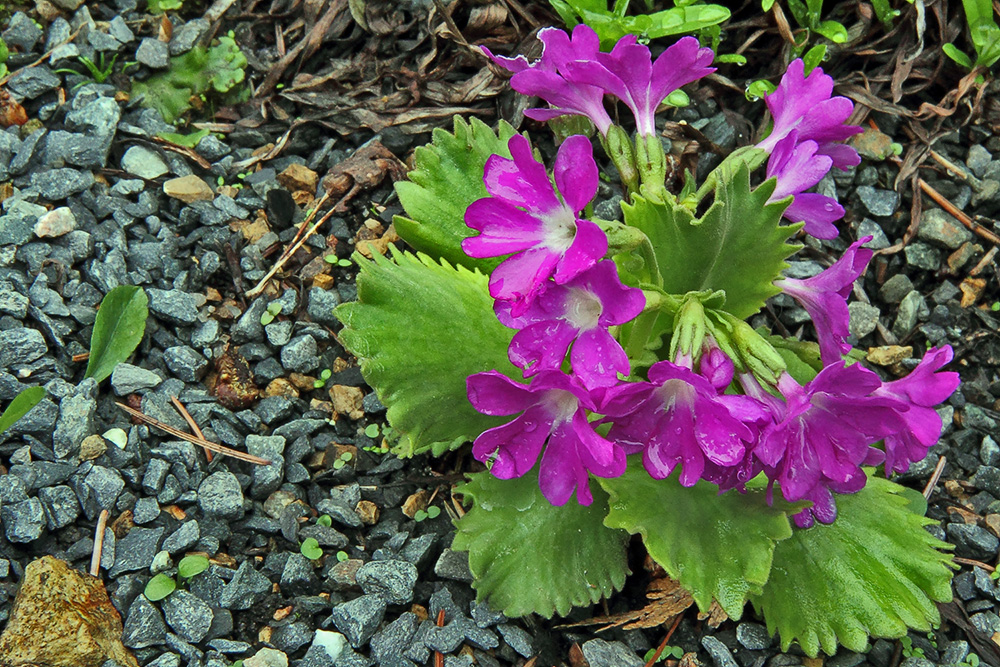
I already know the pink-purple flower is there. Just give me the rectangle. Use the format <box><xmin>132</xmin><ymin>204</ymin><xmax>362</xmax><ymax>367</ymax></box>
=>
<box><xmin>494</xmin><ymin>260</ymin><xmax>644</xmax><ymax>389</ymax></box>
<box><xmin>602</xmin><ymin>359</ymin><xmax>765</xmax><ymax>488</ymax></box>
<box><xmin>753</xmin><ymin>365</ymin><xmax>907</xmax><ymax>527</ymax></box>
<box><xmin>776</xmin><ymin>237</ymin><xmax>874</xmax><ymax>365</ymax></box>
<box><xmin>482</xmin><ymin>25</ymin><xmax>613</xmax><ymax>135</ymax></box>
<box><xmin>467</xmin><ymin>370</ymin><xmax>626</xmax><ymax>505</ymax></box>
<box><xmin>876</xmin><ymin>346</ymin><xmax>960</xmax><ymax>475</ymax></box>
<box><xmin>756</xmin><ymin>59</ymin><xmax>862</xmax><ymax>170</ymax></box>
<box><xmin>766</xmin><ymin>131</ymin><xmax>845</xmax><ymax>239</ymax></box>
<box><xmin>565</xmin><ymin>34</ymin><xmax>715</xmax><ymax>137</ymax></box>
<box><xmin>463</xmin><ymin>134</ymin><xmax>607</xmax><ymax>316</ymax></box>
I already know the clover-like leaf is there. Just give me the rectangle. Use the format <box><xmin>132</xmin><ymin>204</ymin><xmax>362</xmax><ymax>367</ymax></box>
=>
<box><xmin>750</xmin><ymin>474</ymin><xmax>955</xmax><ymax>656</ymax></box>
<box><xmin>177</xmin><ymin>554</ymin><xmax>210</xmax><ymax>579</ymax></box>
<box><xmin>394</xmin><ymin>116</ymin><xmax>518</xmax><ymax>273</ymax></box>
<box><xmin>453</xmin><ymin>469</ymin><xmax>629</xmax><ymax>618</ymax></box>
<box><xmin>144</xmin><ymin>573</ymin><xmax>176</xmax><ymax>601</ymax></box>
<box><xmin>600</xmin><ymin>460</ymin><xmax>793</xmax><ymax>618</ymax></box>
<box><xmin>85</xmin><ymin>286</ymin><xmax>149</xmax><ymax>383</ymax></box>
<box><xmin>623</xmin><ymin>162</ymin><xmax>800</xmax><ymax>319</ymax></box>
<box><xmin>335</xmin><ymin>249</ymin><xmax>518</xmax><ymax>457</ymax></box>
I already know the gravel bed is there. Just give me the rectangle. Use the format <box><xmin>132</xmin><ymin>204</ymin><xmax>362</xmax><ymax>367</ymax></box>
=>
<box><xmin>1</xmin><ymin>4</ymin><xmax>1000</xmax><ymax>667</ymax></box>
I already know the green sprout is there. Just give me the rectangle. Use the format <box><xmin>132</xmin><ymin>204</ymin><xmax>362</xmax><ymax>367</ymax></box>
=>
<box><xmin>413</xmin><ymin>505</ymin><xmax>441</xmax><ymax>522</ymax></box>
<box><xmin>301</xmin><ymin>537</ymin><xmax>323</xmax><ymax>560</ymax></box>
<box><xmin>336</xmin><ymin>550</ymin><xmax>349</xmax><ymax>562</ymax></box>
<box><xmin>364</xmin><ymin>424</ymin><xmax>380</xmax><ymax>438</ymax></box>
<box><xmin>260</xmin><ymin>301</ymin><xmax>282</xmax><ymax>325</ymax></box>
<box><xmin>314</xmin><ymin>368</ymin><xmax>332</xmax><ymax>389</ymax></box>
<box><xmin>644</xmin><ymin>646</ymin><xmax>684</xmax><ymax>663</ymax></box>
<box><xmin>333</xmin><ymin>451</ymin><xmax>354</xmax><ymax>470</ymax></box>
<box><xmin>317</xmin><ymin>514</ymin><xmax>332</xmax><ymax>527</ymax></box>
<box><xmin>55</xmin><ymin>53</ymin><xmax>119</xmax><ymax>88</ymax></box>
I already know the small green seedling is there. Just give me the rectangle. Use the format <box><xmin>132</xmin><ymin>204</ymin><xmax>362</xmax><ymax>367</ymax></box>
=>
<box><xmin>761</xmin><ymin>0</ymin><xmax>847</xmax><ymax>45</ymax></box>
<box><xmin>144</xmin><ymin>573</ymin><xmax>176</xmax><ymax>601</ymax></box>
<box><xmin>414</xmin><ymin>505</ymin><xmax>441</xmax><ymax>522</ymax></box>
<box><xmin>148</xmin><ymin>0</ymin><xmax>183</xmax><ymax>13</ymax></box>
<box><xmin>301</xmin><ymin>537</ymin><xmax>323</xmax><ymax>560</ymax></box>
<box><xmin>900</xmin><ymin>636</ymin><xmax>925</xmax><ymax>659</ymax></box>
<box><xmin>260</xmin><ymin>302</ymin><xmax>282</xmax><ymax>325</ymax></box>
<box><xmin>317</xmin><ymin>514</ymin><xmax>332</xmax><ymax>527</ymax></box>
<box><xmin>364</xmin><ymin>424</ymin><xmax>380</xmax><ymax>438</ymax></box>
<box><xmin>157</xmin><ymin>128</ymin><xmax>211</xmax><ymax>149</ymax></box>
<box><xmin>56</xmin><ymin>53</ymin><xmax>119</xmax><ymax>88</ymax></box>
<box><xmin>961</xmin><ymin>653</ymin><xmax>982</xmax><ymax>667</ymax></box>
<box><xmin>333</xmin><ymin>451</ymin><xmax>354</xmax><ymax>470</ymax></box>
<box><xmin>336</xmin><ymin>550</ymin><xmax>349</xmax><ymax>562</ymax></box>
<box><xmin>314</xmin><ymin>368</ymin><xmax>332</xmax><ymax>389</ymax></box>
<box><xmin>177</xmin><ymin>554</ymin><xmax>210</xmax><ymax>579</ymax></box>
<box><xmin>0</xmin><ymin>37</ymin><xmax>8</xmax><ymax>79</ymax></box>
<box><xmin>644</xmin><ymin>646</ymin><xmax>684</xmax><ymax>663</ymax></box>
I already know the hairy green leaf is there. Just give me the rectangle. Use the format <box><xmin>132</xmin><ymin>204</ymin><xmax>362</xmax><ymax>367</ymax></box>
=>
<box><xmin>85</xmin><ymin>286</ymin><xmax>149</xmax><ymax>383</ymax></box>
<box><xmin>335</xmin><ymin>249</ymin><xmax>518</xmax><ymax>457</ymax></box>
<box><xmin>0</xmin><ymin>386</ymin><xmax>46</xmax><ymax>436</ymax></box>
<box><xmin>453</xmin><ymin>470</ymin><xmax>629</xmax><ymax>618</ymax></box>
<box><xmin>601</xmin><ymin>460</ymin><xmax>793</xmax><ymax>617</ymax></box>
<box><xmin>750</xmin><ymin>474</ymin><xmax>955</xmax><ymax>656</ymax></box>
<box><xmin>394</xmin><ymin>116</ymin><xmax>518</xmax><ymax>273</ymax></box>
<box><xmin>177</xmin><ymin>555</ymin><xmax>210</xmax><ymax>579</ymax></box>
<box><xmin>623</xmin><ymin>162</ymin><xmax>800</xmax><ymax>319</ymax></box>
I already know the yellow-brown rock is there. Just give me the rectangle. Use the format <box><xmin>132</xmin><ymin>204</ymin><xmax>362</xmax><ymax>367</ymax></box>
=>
<box><xmin>163</xmin><ymin>175</ymin><xmax>215</xmax><ymax>203</ymax></box>
<box><xmin>277</xmin><ymin>163</ymin><xmax>319</xmax><ymax>194</ymax></box>
<box><xmin>0</xmin><ymin>556</ymin><xmax>139</xmax><ymax>667</ymax></box>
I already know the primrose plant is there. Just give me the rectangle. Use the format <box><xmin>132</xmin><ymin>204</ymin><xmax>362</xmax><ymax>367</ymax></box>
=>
<box><xmin>335</xmin><ymin>24</ymin><xmax>959</xmax><ymax>655</ymax></box>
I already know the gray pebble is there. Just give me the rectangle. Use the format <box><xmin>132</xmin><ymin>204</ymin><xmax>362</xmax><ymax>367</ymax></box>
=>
<box><xmin>132</xmin><ymin>496</ymin><xmax>160</xmax><ymax>524</ymax></box>
<box><xmin>31</xmin><ymin>168</ymin><xmax>95</xmax><ymax>200</ymax></box>
<box><xmin>701</xmin><ymin>636</ymin><xmax>738</xmax><ymax>667</ymax></box>
<box><xmin>356</xmin><ymin>559</ymin><xmax>418</xmax><ymax>605</ymax></box>
<box><xmin>163</xmin><ymin>346</ymin><xmax>208</xmax><ymax>382</ymax></box>
<box><xmin>162</xmin><ymin>520</ymin><xmax>200</xmax><ymax>554</ymax></box>
<box><xmin>946</xmin><ymin>523</ymin><xmax>999</xmax><ymax>560</ymax></box>
<box><xmin>122</xmin><ymin>595</ymin><xmax>167</xmax><ymax>649</ymax></box>
<box><xmin>736</xmin><ymin>622</ymin><xmax>772</xmax><ymax>650</ymax></box>
<box><xmin>8</xmin><ymin>67</ymin><xmax>61</xmax><ymax>100</ymax></box>
<box><xmin>162</xmin><ymin>590</ymin><xmax>214</xmax><ymax>643</ymax></box>
<box><xmin>219</xmin><ymin>560</ymin><xmax>271</xmax><ymax>610</ymax></box>
<box><xmin>581</xmin><ymin>639</ymin><xmax>643</xmax><ymax>667</ymax></box>
<box><xmin>424</xmin><ymin>623</ymin><xmax>464</xmax><ymax>653</ymax></box>
<box><xmin>330</xmin><ymin>594</ymin><xmax>387</xmax><ymax>648</ymax></box>
<box><xmin>879</xmin><ymin>274</ymin><xmax>913</xmax><ymax>304</ymax></box>
<box><xmin>307</xmin><ymin>287</ymin><xmax>341</xmax><ymax>327</ymax></box>
<box><xmin>52</xmin><ymin>379</ymin><xmax>97</xmax><ymax>459</ymax></box>
<box><xmin>111</xmin><ymin>363</ymin><xmax>162</xmax><ymax>395</ymax></box>
<box><xmin>2</xmin><ymin>12</ymin><xmax>43</xmax><ymax>51</ymax></box>
<box><xmin>918</xmin><ymin>208</ymin><xmax>973</xmax><ymax>249</ymax></box>
<box><xmin>904</xmin><ymin>242</ymin><xmax>941</xmax><ymax>272</ymax></box>
<box><xmin>434</xmin><ymin>549</ymin><xmax>473</xmax><ymax>582</ymax></box>
<box><xmin>198</xmin><ymin>472</ymin><xmax>244</xmax><ymax>520</ymax></box>
<box><xmin>38</xmin><ymin>485</ymin><xmax>80</xmax><ymax>530</ymax></box>
<box><xmin>136</xmin><ymin>37</ymin><xmax>170</xmax><ymax>69</ymax></box>
<box><xmin>108</xmin><ymin>526</ymin><xmax>164</xmax><ymax>577</ymax></box>
<box><xmin>1</xmin><ymin>498</ymin><xmax>45</xmax><ymax>543</ymax></box>
<box><xmin>982</xmin><ymin>436</ymin><xmax>1000</xmax><ymax>467</ymax></box>
<box><xmin>281</xmin><ymin>335</ymin><xmax>320</xmax><ymax>373</ymax></box>
<box><xmin>0</xmin><ymin>328</ymin><xmax>47</xmax><ymax>367</ymax></box>
<box><xmin>848</xmin><ymin>302</ymin><xmax>880</xmax><ymax>338</ymax></box>
<box><xmin>147</xmin><ymin>288</ymin><xmax>201</xmax><ymax>325</ymax></box>
<box><xmin>498</xmin><ymin>623</ymin><xmax>533</xmax><ymax>658</ymax></box>
<box><xmin>371</xmin><ymin>612</ymin><xmax>419</xmax><ymax>662</ymax></box>
<box><xmin>121</xmin><ymin>145</ymin><xmax>169</xmax><ymax>179</ymax></box>
<box><xmin>246</xmin><ymin>434</ymin><xmax>285</xmax><ymax>499</ymax></box>
<box><xmin>967</xmin><ymin>145</ymin><xmax>993</xmax><ymax>177</ymax></box>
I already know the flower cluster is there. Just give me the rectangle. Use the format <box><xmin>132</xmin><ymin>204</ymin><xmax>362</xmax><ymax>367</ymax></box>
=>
<box><xmin>464</xmin><ymin>29</ymin><xmax>959</xmax><ymax>526</ymax></box>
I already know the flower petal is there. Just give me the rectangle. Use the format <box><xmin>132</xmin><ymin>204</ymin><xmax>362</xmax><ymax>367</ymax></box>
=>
<box><xmin>473</xmin><ymin>407</ymin><xmax>550</xmax><ymax>478</ymax></box>
<box><xmin>553</xmin><ymin>219</ymin><xmax>607</xmax><ymax>284</ymax></box>
<box><xmin>553</xmin><ymin>135</ymin><xmax>598</xmax><ymax>213</ymax></box>
<box><xmin>466</xmin><ymin>370</ymin><xmax>534</xmax><ymax>415</ymax></box>
<box><xmin>488</xmin><ymin>246</ymin><xmax>560</xmax><ymax>309</ymax></box>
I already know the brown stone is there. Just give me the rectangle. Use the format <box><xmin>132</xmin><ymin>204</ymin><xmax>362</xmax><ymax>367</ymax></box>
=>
<box><xmin>947</xmin><ymin>241</ymin><xmax>981</xmax><ymax>273</ymax></box>
<box><xmin>264</xmin><ymin>378</ymin><xmax>300</xmax><ymax>399</ymax></box>
<box><xmin>866</xmin><ymin>345</ymin><xmax>913</xmax><ymax>366</ymax></box>
<box><xmin>278</xmin><ymin>163</ymin><xmax>319</xmax><ymax>194</ymax></box>
<box><xmin>356</xmin><ymin>223</ymin><xmax>401</xmax><ymax>258</ymax></box>
<box><xmin>960</xmin><ymin>277</ymin><xmax>987</xmax><ymax>307</ymax></box>
<box><xmin>78</xmin><ymin>434</ymin><xmax>107</xmax><ymax>461</ymax></box>
<box><xmin>231</xmin><ymin>216</ymin><xmax>270</xmax><ymax>243</ymax></box>
<box><xmin>0</xmin><ymin>556</ymin><xmax>139</xmax><ymax>667</ymax></box>
<box><xmin>313</xmin><ymin>273</ymin><xmax>335</xmax><ymax>290</ymax></box>
<box><xmin>329</xmin><ymin>384</ymin><xmax>364</xmax><ymax>420</ymax></box>
<box><xmin>356</xmin><ymin>500</ymin><xmax>380</xmax><ymax>525</ymax></box>
<box><xmin>402</xmin><ymin>490</ymin><xmax>429</xmax><ymax>519</ymax></box>
<box><xmin>163</xmin><ymin>175</ymin><xmax>215</xmax><ymax>203</ymax></box>
<box><xmin>288</xmin><ymin>373</ymin><xmax>317</xmax><ymax>391</ymax></box>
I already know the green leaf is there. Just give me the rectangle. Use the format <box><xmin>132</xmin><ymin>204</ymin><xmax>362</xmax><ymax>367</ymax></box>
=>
<box><xmin>177</xmin><ymin>554</ymin><xmax>210</xmax><ymax>579</ymax></box>
<box><xmin>394</xmin><ymin>116</ymin><xmax>519</xmax><ymax>274</ymax></box>
<box><xmin>801</xmin><ymin>44</ymin><xmax>827</xmax><ymax>74</ymax></box>
<box><xmin>814</xmin><ymin>20</ymin><xmax>849</xmax><ymax>44</ymax></box>
<box><xmin>600</xmin><ymin>460</ymin><xmax>793</xmax><ymax>617</ymax></box>
<box><xmin>335</xmin><ymin>249</ymin><xmax>518</xmax><ymax>457</ymax></box>
<box><xmin>301</xmin><ymin>538</ymin><xmax>323</xmax><ymax>560</ymax></box>
<box><xmin>943</xmin><ymin>43</ymin><xmax>974</xmax><ymax>69</ymax></box>
<box><xmin>144</xmin><ymin>573</ymin><xmax>176</xmax><ymax>601</ymax></box>
<box><xmin>750</xmin><ymin>474</ymin><xmax>955</xmax><ymax>656</ymax></box>
<box><xmin>148</xmin><ymin>0</ymin><xmax>183</xmax><ymax>13</ymax></box>
<box><xmin>157</xmin><ymin>129</ymin><xmax>211</xmax><ymax>148</ymax></box>
<box><xmin>132</xmin><ymin>35</ymin><xmax>248</xmax><ymax>123</ymax></box>
<box><xmin>453</xmin><ymin>470</ymin><xmax>629</xmax><ymax>618</ymax></box>
<box><xmin>642</xmin><ymin>5</ymin><xmax>731</xmax><ymax>39</ymax></box>
<box><xmin>622</xmin><ymin>162</ymin><xmax>800</xmax><ymax>320</ymax></box>
<box><xmin>548</xmin><ymin>0</ymin><xmax>583</xmax><ymax>27</ymax></box>
<box><xmin>85</xmin><ymin>286</ymin><xmax>149</xmax><ymax>383</ymax></box>
<box><xmin>0</xmin><ymin>386</ymin><xmax>46</xmax><ymax>436</ymax></box>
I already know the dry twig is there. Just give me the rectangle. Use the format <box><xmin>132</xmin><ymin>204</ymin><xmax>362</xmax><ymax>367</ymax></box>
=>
<box><xmin>90</xmin><ymin>509</ymin><xmax>110</xmax><ymax>577</ymax></box>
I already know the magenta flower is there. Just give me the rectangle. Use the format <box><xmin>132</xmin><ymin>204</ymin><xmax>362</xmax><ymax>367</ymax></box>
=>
<box><xmin>467</xmin><ymin>369</ymin><xmax>626</xmax><ymax>505</ymax></box>
<box><xmin>482</xmin><ymin>25</ymin><xmax>613</xmax><ymax>135</ymax></box>
<box><xmin>494</xmin><ymin>261</ymin><xmax>644</xmax><ymax>389</ymax></box>
<box><xmin>463</xmin><ymin>134</ymin><xmax>607</xmax><ymax>316</ymax></box>
<box><xmin>776</xmin><ymin>237</ymin><xmax>873</xmax><ymax>365</ymax></box>
<box><xmin>876</xmin><ymin>346</ymin><xmax>960</xmax><ymax>475</ymax></box>
<box><xmin>756</xmin><ymin>59</ymin><xmax>862</xmax><ymax>170</ymax></box>
<box><xmin>755</xmin><ymin>365</ymin><xmax>907</xmax><ymax>527</ymax></box>
<box><xmin>766</xmin><ymin>132</ymin><xmax>844</xmax><ymax>239</ymax></box>
<box><xmin>565</xmin><ymin>35</ymin><xmax>715</xmax><ymax>137</ymax></box>
<box><xmin>602</xmin><ymin>360</ymin><xmax>765</xmax><ymax>487</ymax></box>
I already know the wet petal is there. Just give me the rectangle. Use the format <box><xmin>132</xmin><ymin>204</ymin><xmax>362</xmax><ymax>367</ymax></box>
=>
<box><xmin>553</xmin><ymin>135</ymin><xmax>598</xmax><ymax>213</ymax></box>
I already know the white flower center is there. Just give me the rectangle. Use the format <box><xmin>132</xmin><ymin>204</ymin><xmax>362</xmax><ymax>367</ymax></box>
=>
<box><xmin>562</xmin><ymin>287</ymin><xmax>602</xmax><ymax>331</ymax></box>
<box><xmin>541</xmin><ymin>207</ymin><xmax>577</xmax><ymax>253</ymax></box>
<box><xmin>541</xmin><ymin>389</ymin><xmax>579</xmax><ymax>425</ymax></box>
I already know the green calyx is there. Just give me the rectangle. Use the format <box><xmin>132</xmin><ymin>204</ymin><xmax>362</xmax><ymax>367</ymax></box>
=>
<box><xmin>635</xmin><ymin>133</ymin><xmax>668</xmax><ymax>196</ymax></box>
<box><xmin>708</xmin><ymin>311</ymin><xmax>787</xmax><ymax>384</ymax></box>
<box><xmin>603</xmin><ymin>125</ymin><xmax>640</xmax><ymax>195</ymax></box>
